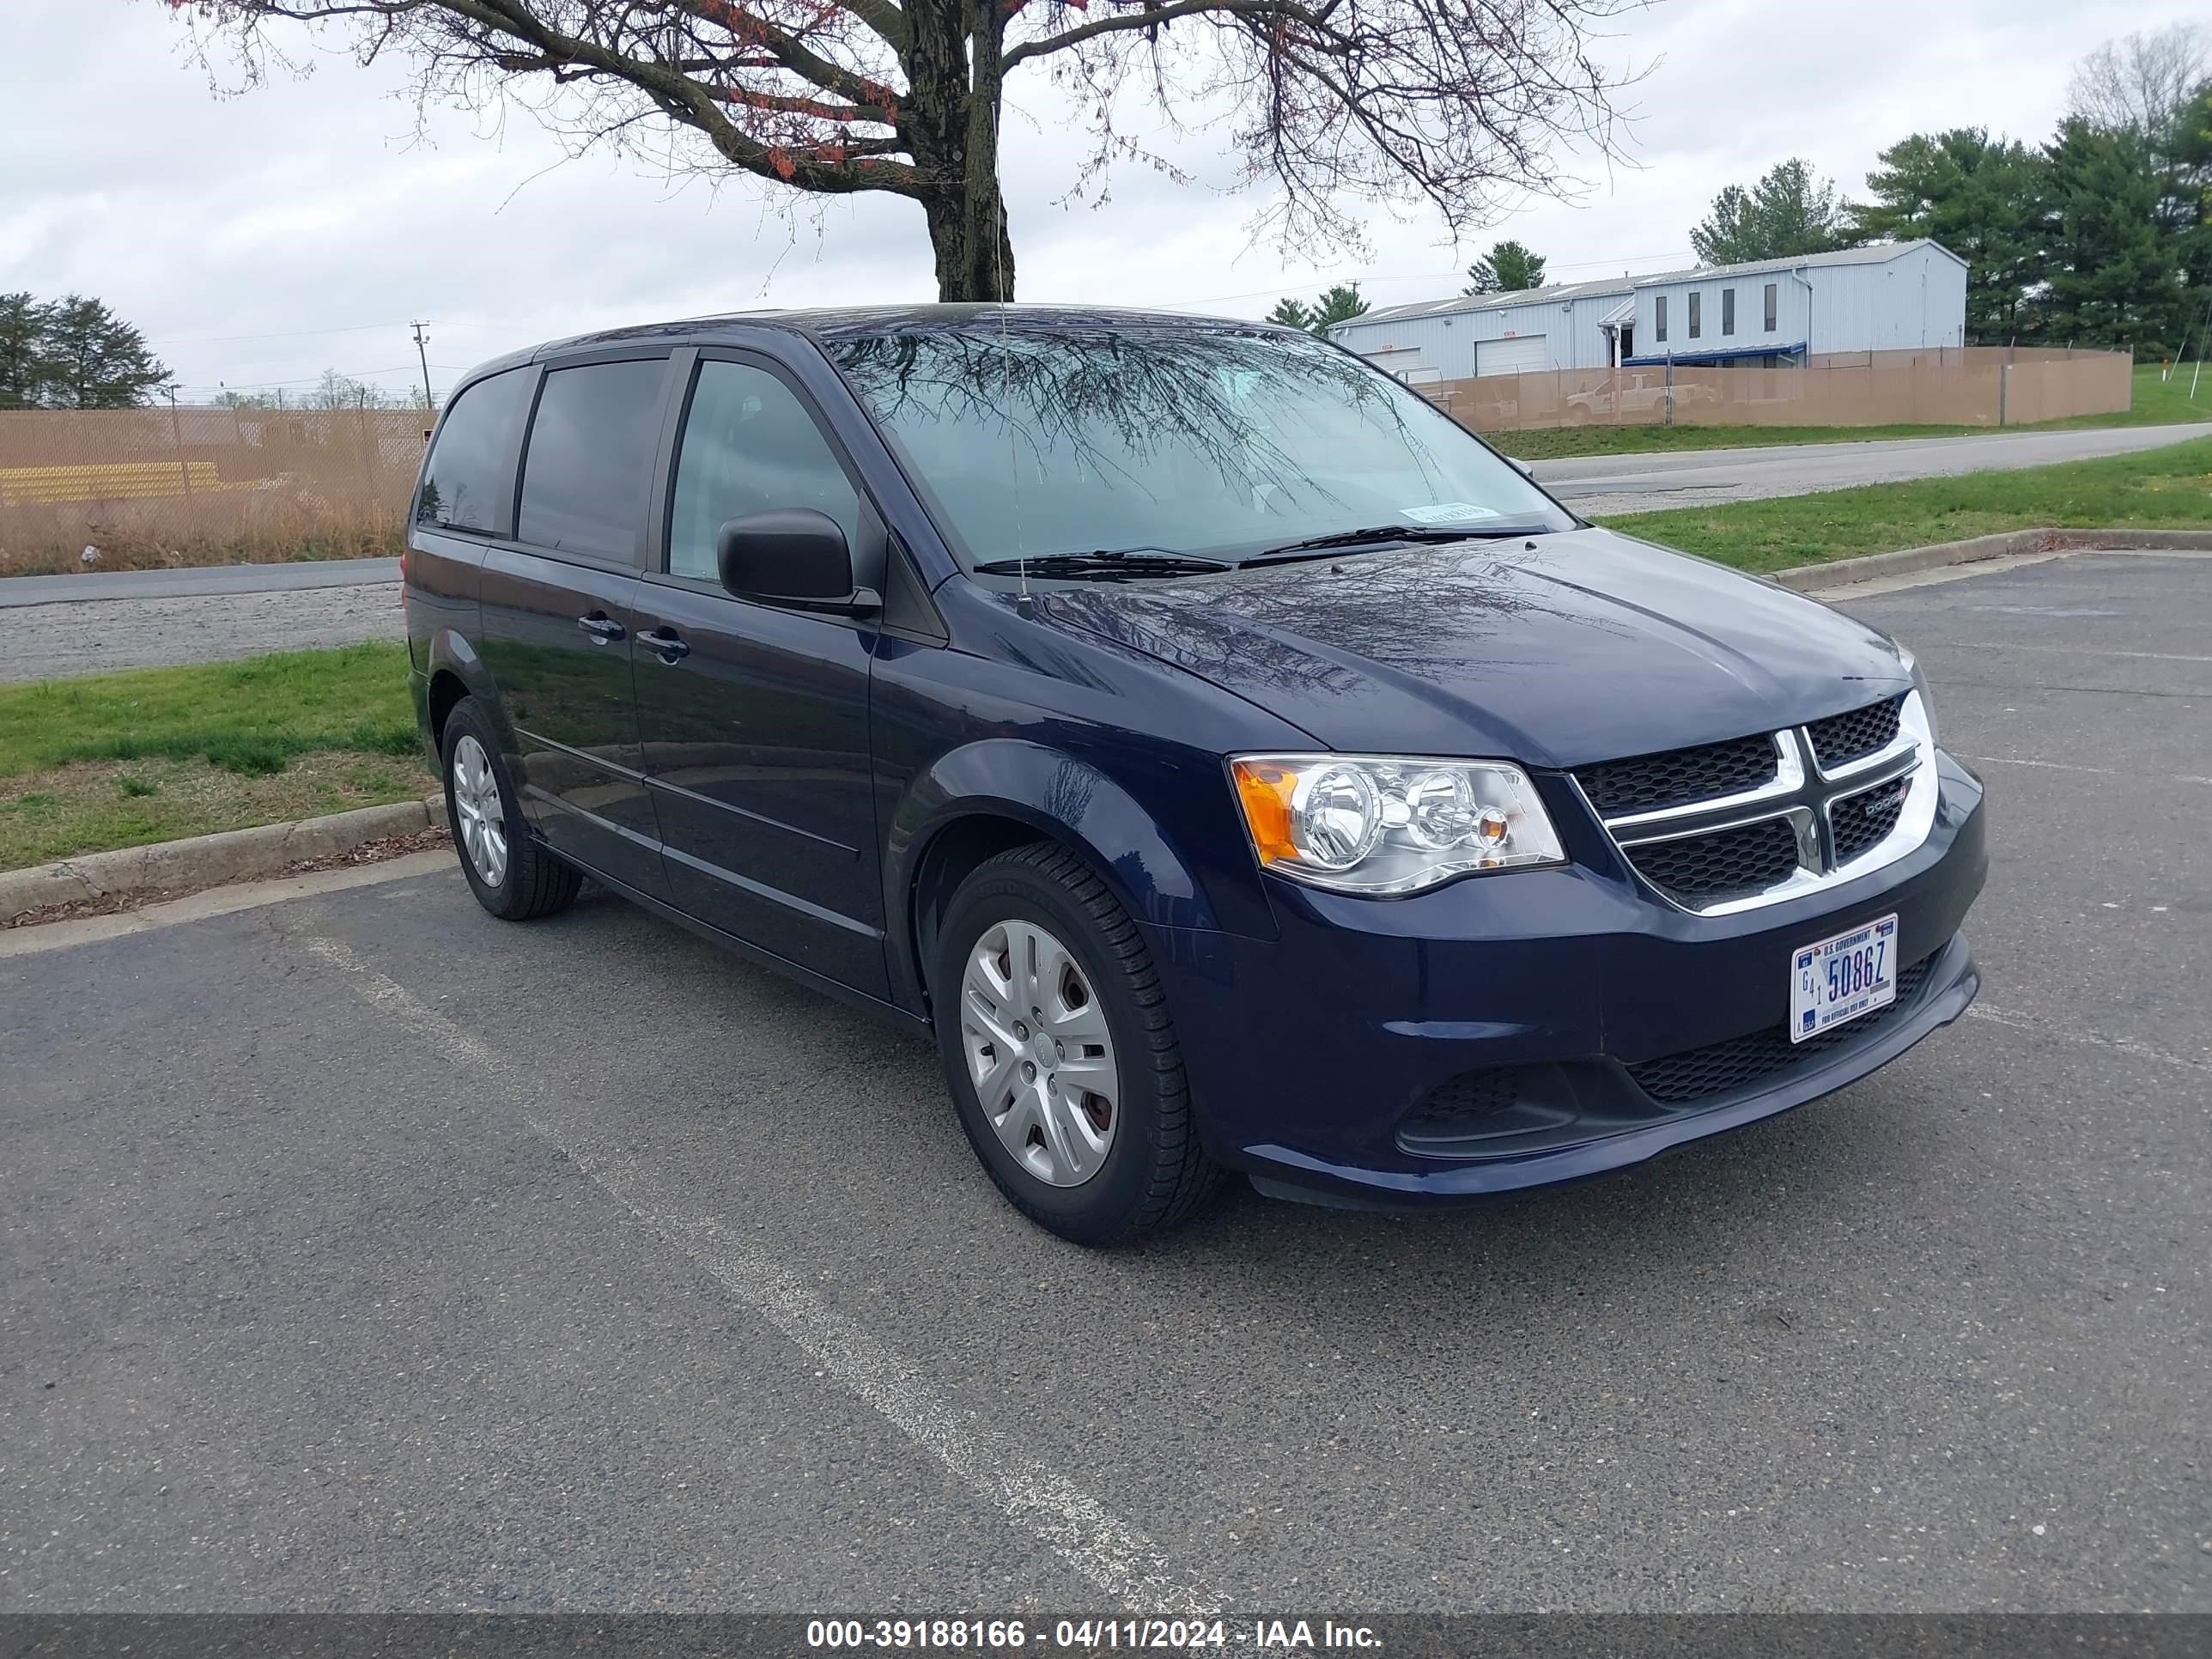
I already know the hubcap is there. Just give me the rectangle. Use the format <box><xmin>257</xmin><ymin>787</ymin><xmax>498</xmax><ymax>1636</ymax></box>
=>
<box><xmin>960</xmin><ymin>918</ymin><xmax>1119</xmax><ymax>1188</ymax></box>
<box><xmin>450</xmin><ymin>734</ymin><xmax>508</xmax><ymax>889</ymax></box>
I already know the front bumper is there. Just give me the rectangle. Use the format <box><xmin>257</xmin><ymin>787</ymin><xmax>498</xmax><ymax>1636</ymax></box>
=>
<box><xmin>1149</xmin><ymin>752</ymin><xmax>1987</xmax><ymax>1206</ymax></box>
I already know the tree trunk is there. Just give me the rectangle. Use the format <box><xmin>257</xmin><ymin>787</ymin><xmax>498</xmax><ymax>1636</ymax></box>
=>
<box><xmin>922</xmin><ymin>182</ymin><xmax>1015</xmax><ymax>302</ymax></box>
<box><xmin>906</xmin><ymin>0</ymin><xmax>1015</xmax><ymax>302</ymax></box>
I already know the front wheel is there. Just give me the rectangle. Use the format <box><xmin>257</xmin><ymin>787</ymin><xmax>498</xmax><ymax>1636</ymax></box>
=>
<box><xmin>932</xmin><ymin>843</ymin><xmax>1220</xmax><ymax>1246</ymax></box>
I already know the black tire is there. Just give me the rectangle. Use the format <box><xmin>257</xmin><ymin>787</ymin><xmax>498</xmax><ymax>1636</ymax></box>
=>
<box><xmin>440</xmin><ymin>696</ymin><xmax>581</xmax><ymax>921</ymax></box>
<box><xmin>931</xmin><ymin>842</ymin><xmax>1221</xmax><ymax>1246</ymax></box>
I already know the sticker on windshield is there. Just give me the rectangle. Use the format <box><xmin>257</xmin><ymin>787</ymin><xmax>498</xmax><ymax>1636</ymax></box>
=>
<box><xmin>1399</xmin><ymin>501</ymin><xmax>1503</xmax><ymax>526</ymax></box>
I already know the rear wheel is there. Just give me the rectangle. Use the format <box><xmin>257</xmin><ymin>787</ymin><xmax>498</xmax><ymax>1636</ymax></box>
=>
<box><xmin>933</xmin><ymin>843</ymin><xmax>1219</xmax><ymax>1246</ymax></box>
<box><xmin>441</xmin><ymin>696</ymin><xmax>581</xmax><ymax>921</ymax></box>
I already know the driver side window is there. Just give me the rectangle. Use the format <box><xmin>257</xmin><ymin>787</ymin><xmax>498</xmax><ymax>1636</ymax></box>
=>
<box><xmin>668</xmin><ymin>361</ymin><xmax>862</xmax><ymax>580</ymax></box>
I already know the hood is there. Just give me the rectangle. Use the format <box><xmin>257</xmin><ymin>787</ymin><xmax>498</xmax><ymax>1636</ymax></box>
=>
<box><xmin>1036</xmin><ymin>526</ymin><xmax>1909</xmax><ymax>769</ymax></box>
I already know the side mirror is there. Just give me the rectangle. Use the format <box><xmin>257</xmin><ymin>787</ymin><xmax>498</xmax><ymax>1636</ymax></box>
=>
<box><xmin>1509</xmin><ymin>456</ymin><xmax>1534</xmax><ymax>477</ymax></box>
<box><xmin>715</xmin><ymin>509</ymin><xmax>880</xmax><ymax>614</ymax></box>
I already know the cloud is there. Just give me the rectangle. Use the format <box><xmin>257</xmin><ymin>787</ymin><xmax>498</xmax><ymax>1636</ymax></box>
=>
<box><xmin>0</xmin><ymin>0</ymin><xmax>2192</xmax><ymax>398</ymax></box>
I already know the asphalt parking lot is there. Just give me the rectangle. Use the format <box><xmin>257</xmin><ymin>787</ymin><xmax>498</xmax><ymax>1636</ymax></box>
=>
<box><xmin>3</xmin><ymin>551</ymin><xmax>2208</xmax><ymax>1614</ymax></box>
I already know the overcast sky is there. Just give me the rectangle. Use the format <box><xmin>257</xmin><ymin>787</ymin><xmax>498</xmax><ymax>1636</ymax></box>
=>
<box><xmin>0</xmin><ymin>0</ymin><xmax>2182</xmax><ymax>400</ymax></box>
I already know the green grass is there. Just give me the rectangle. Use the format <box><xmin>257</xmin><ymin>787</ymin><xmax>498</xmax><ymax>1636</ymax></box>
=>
<box><xmin>0</xmin><ymin>641</ymin><xmax>419</xmax><ymax>778</ymax></box>
<box><xmin>0</xmin><ymin>641</ymin><xmax>434</xmax><ymax>870</ymax></box>
<box><xmin>1595</xmin><ymin>434</ymin><xmax>2212</xmax><ymax>574</ymax></box>
<box><xmin>1500</xmin><ymin>364</ymin><xmax>2212</xmax><ymax>461</ymax></box>
<box><xmin>0</xmin><ymin>751</ymin><xmax>437</xmax><ymax>872</ymax></box>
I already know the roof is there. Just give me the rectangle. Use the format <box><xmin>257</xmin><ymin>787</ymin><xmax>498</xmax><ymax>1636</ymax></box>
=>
<box><xmin>1337</xmin><ymin>240</ymin><xmax>1960</xmax><ymax>331</ymax></box>
<box><xmin>1351</xmin><ymin>276</ymin><xmax>1637</xmax><ymax>329</ymax></box>
<box><xmin>1631</xmin><ymin>239</ymin><xmax>1960</xmax><ymax>288</ymax></box>
<box><xmin>454</xmin><ymin>304</ymin><xmax>1298</xmax><ymax>386</ymax></box>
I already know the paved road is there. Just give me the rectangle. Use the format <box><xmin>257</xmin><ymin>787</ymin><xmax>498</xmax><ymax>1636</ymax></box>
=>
<box><xmin>3</xmin><ymin>553</ymin><xmax>2209</xmax><ymax>1614</ymax></box>
<box><xmin>2</xmin><ymin>586</ymin><xmax>405</xmax><ymax>682</ymax></box>
<box><xmin>0</xmin><ymin>558</ymin><xmax>399</xmax><ymax>607</ymax></box>
<box><xmin>1529</xmin><ymin>422</ymin><xmax>2212</xmax><ymax>517</ymax></box>
<box><xmin>0</xmin><ymin>560</ymin><xmax>404</xmax><ymax>684</ymax></box>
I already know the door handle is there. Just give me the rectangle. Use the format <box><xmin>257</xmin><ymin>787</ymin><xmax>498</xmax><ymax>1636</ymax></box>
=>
<box><xmin>639</xmin><ymin>626</ymin><xmax>690</xmax><ymax>663</ymax></box>
<box><xmin>576</xmin><ymin>613</ymin><xmax>625</xmax><ymax>643</ymax></box>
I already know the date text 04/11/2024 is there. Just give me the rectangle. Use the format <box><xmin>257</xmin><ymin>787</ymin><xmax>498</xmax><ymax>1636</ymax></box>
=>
<box><xmin>804</xmin><ymin>1618</ymin><xmax>1383</xmax><ymax>1649</ymax></box>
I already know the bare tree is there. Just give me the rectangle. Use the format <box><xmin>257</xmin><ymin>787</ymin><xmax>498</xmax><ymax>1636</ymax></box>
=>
<box><xmin>2068</xmin><ymin>23</ymin><xmax>2211</xmax><ymax>148</ymax></box>
<box><xmin>164</xmin><ymin>0</ymin><xmax>1639</xmax><ymax>302</ymax></box>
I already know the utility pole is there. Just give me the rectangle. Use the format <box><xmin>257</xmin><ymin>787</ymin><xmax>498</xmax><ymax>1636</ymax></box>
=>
<box><xmin>164</xmin><ymin>384</ymin><xmax>194</xmax><ymax>502</ymax></box>
<box><xmin>411</xmin><ymin>320</ymin><xmax>434</xmax><ymax>411</ymax></box>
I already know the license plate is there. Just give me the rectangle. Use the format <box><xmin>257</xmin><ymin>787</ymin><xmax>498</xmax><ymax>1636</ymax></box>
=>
<box><xmin>1790</xmin><ymin>914</ymin><xmax>1899</xmax><ymax>1043</ymax></box>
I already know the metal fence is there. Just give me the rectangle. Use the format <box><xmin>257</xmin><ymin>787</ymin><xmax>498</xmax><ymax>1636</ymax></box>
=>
<box><xmin>1417</xmin><ymin>346</ymin><xmax>2136</xmax><ymax>435</ymax></box>
<box><xmin>0</xmin><ymin>405</ymin><xmax>428</xmax><ymax>575</ymax></box>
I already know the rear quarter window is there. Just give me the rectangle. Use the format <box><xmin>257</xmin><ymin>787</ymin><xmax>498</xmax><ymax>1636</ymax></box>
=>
<box><xmin>416</xmin><ymin>368</ymin><xmax>533</xmax><ymax>535</ymax></box>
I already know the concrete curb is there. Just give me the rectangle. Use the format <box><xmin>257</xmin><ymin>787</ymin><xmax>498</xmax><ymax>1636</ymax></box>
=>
<box><xmin>1778</xmin><ymin>527</ymin><xmax>2212</xmax><ymax>592</ymax></box>
<box><xmin>1</xmin><ymin>793</ymin><xmax>446</xmax><ymax>923</ymax></box>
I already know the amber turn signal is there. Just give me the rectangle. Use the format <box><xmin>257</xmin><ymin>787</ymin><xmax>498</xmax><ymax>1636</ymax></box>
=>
<box><xmin>1231</xmin><ymin>758</ymin><xmax>1299</xmax><ymax>866</ymax></box>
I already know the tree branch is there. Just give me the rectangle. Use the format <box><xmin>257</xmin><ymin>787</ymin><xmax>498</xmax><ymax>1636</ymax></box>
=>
<box><xmin>1003</xmin><ymin>0</ymin><xmax>1333</xmax><ymax>68</ymax></box>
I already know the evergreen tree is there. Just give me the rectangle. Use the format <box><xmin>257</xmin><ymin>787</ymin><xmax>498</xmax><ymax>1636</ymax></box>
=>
<box><xmin>33</xmin><ymin>295</ymin><xmax>169</xmax><ymax>410</ymax></box>
<box><xmin>2173</xmin><ymin>87</ymin><xmax>2212</xmax><ymax>317</ymax></box>
<box><xmin>0</xmin><ymin>292</ymin><xmax>48</xmax><ymax>409</ymax></box>
<box><xmin>1464</xmin><ymin>240</ymin><xmax>1548</xmax><ymax>294</ymax></box>
<box><xmin>1310</xmin><ymin>284</ymin><xmax>1370</xmax><ymax>331</ymax></box>
<box><xmin>1691</xmin><ymin>159</ymin><xmax>1853</xmax><ymax>264</ymax></box>
<box><xmin>1848</xmin><ymin>130</ymin><xmax>2049</xmax><ymax>343</ymax></box>
<box><xmin>1267</xmin><ymin>284</ymin><xmax>1369</xmax><ymax>336</ymax></box>
<box><xmin>2042</xmin><ymin>118</ymin><xmax>2184</xmax><ymax>351</ymax></box>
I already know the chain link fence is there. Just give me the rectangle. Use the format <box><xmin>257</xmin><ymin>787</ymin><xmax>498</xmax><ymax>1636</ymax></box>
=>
<box><xmin>0</xmin><ymin>405</ymin><xmax>428</xmax><ymax>575</ymax></box>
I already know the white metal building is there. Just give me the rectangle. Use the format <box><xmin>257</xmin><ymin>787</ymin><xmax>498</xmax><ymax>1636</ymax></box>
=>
<box><xmin>1329</xmin><ymin>240</ymin><xmax>1967</xmax><ymax>378</ymax></box>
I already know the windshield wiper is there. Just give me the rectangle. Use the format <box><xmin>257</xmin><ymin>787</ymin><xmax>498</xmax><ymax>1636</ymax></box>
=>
<box><xmin>1249</xmin><ymin>522</ymin><xmax>1553</xmax><ymax>562</ymax></box>
<box><xmin>972</xmin><ymin>549</ymin><xmax>1231</xmax><ymax>580</ymax></box>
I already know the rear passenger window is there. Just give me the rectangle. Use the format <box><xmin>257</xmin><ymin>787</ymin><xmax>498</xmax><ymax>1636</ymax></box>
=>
<box><xmin>417</xmin><ymin>368</ymin><xmax>532</xmax><ymax>534</ymax></box>
<box><xmin>667</xmin><ymin>361</ymin><xmax>862</xmax><ymax>582</ymax></box>
<box><xmin>516</xmin><ymin>359</ymin><xmax>668</xmax><ymax>560</ymax></box>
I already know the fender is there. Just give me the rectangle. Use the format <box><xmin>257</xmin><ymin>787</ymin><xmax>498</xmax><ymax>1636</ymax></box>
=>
<box><xmin>418</xmin><ymin>629</ymin><xmax>519</xmax><ymax>762</ymax></box>
<box><xmin>884</xmin><ymin>738</ymin><xmax>1276</xmax><ymax>1016</ymax></box>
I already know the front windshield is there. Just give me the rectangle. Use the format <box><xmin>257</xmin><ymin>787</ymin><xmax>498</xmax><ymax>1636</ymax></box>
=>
<box><xmin>825</xmin><ymin>321</ymin><xmax>1573</xmax><ymax>571</ymax></box>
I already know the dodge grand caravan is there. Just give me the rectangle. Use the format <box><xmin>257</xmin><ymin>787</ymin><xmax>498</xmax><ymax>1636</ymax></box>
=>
<box><xmin>404</xmin><ymin>307</ymin><xmax>1986</xmax><ymax>1245</ymax></box>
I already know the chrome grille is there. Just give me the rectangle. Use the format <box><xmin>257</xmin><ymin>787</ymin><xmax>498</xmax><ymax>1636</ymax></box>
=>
<box><xmin>1627</xmin><ymin>951</ymin><xmax>1938</xmax><ymax>1104</ymax></box>
<box><xmin>1807</xmin><ymin>695</ymin><xmax>1904</xmax><ymax>770</ymax></box>
<box><xmin>1576</xmin><ymin>733</ymin><xmax>1778</xmax><ymax>818</ymax></box>
<box><xmin>1573</xmin><ymin>691</ymin><xmax>1933</xmax><ymax>915</ymax></box>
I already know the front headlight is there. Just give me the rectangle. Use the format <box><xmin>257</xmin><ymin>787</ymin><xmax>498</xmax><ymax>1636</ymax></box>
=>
<box><xmin>1230</xmin><ymin>754</ymin><xmax>1566</xmax><ymax>895</ymax></box>
<box><xmin>1896</xmin><ymin>642</ymin><xmax>1939</xmax><ymax>749</ymax></box>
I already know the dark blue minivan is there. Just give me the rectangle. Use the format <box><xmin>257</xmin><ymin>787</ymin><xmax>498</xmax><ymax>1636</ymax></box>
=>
<box><xmin>404</xmin><ymin>307</ymin><xmax>1986</xmax><ymax>1244</ymax></box>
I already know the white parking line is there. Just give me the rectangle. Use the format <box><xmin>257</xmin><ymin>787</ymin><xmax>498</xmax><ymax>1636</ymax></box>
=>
<box><xmin>297</xmin><ymin>932</ymin><xmax>1219</xmax><ymax>1620</ymax></box>
<box><xmin>1960</xmin><ymin>754</ymin><xmax>2212</xmax><ymax>787</ymax></box>
<box><xmin>1966</xmin><ymin>1004</ymin><xmax>2212</xmax><ymax>1073</ymax></box>
<box><xmin>1942</xmin><ymin>640</ymin><xmax>2212</xmax><ymax>665</ymax></box>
